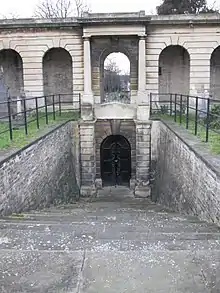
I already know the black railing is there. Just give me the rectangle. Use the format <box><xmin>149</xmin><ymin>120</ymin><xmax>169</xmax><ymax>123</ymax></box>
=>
<box><xmin>150</xmin><ymin>92</ymin><xmax>220</xmax><ymax>143</ymax></box>
<box><xmin>0</xmin><ymin>93</ymin><xmax>81</xmax><ymax>143</ymax></box>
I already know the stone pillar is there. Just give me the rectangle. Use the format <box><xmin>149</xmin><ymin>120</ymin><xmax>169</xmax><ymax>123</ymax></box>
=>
<box><xmin>82</xmin><ymin>37</ymin><xmax>93</xmax><ymax>120</ymax></box>
<box><xmin>137</xmin><ymin>35</ymin><xmax>147</xmax><ymax>104</ymax></box>
<box><xmin>80</xmin><ymin>120</ymin><xmax>96</xmax><ymax>196</ymax></box>
<box><xmin>137</xmin><ymin>35</ymin><xmax>150</xmax><ymax>121</ymax></box>
<box><xmin>135</xmin><ymin>121</ymin><xmax>151</xmax><ymax>198</ymax></box>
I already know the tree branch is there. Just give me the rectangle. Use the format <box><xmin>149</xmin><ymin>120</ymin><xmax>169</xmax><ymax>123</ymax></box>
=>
<box><xmin>34</xmin><ymin>0</ymin><xmax>90</xmax><ymax>18</ymax></box>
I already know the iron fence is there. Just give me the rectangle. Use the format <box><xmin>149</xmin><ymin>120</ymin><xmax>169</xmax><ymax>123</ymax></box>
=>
<box><xmin>150</xmin><ymin>92</ymin><xmax>220</xmax><ymax>143</ymax></box>
<box><xmin>0</xmin><ymin>93</ymin><xmax>81</xmax><ymax>142</ymax></box>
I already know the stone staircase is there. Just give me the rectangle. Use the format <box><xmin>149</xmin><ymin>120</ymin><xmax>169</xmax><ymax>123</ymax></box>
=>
<box><xmin>0</xmin><ymin>192</ymin><xmax>220</xmax><ymax>292</ymax></box>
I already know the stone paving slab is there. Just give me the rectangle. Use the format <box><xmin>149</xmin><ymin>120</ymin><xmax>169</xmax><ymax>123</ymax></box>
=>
<box><xmin>82</xmin><ymin>250</ymin><xmax>220</xmax><ymax>293</ymax></box>
<box><xmin>0</xmin><ymin>196</ymin><xmax>220</xmax><ymax>292</ymax></box>
<box><xmin>0</xmin><ymin>250</ymin><xmax>83</xmax><ymax>293</ymax></box>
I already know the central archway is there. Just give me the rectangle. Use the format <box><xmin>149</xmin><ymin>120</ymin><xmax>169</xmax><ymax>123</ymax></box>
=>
<box><xmin>100</xmin><ymin>135</ymin><xmax>131</xmax><ymax>186</ymax></box>
<box><xmin>101</xmin><ymin>51</ymin><xmax>131</xmax><ymax>103</ymax></box>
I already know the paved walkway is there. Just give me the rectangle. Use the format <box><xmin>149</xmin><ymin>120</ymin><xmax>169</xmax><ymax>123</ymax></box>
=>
<box><xmin>1</xmin><ymin>187</ymin><xmax>220</xmax><ymax>292</ymax></box>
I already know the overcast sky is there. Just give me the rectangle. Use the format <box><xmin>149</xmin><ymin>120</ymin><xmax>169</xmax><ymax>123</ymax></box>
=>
<box><xmin>1</xmin><ymin>0</ymin><xmax>159</xmax><ymax>17</ymax></box>
<box><xmin>2</xmin><ymin>0</ymin><xmax>218</xmax><ymax>18</ymax></box>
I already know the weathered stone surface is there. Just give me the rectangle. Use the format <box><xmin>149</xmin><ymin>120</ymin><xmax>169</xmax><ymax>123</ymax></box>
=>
<box><xmin>80</xmin><ymin>120</ymin><xmax>96</xmax><ymax>193</ymax></box>
<box><xmin>0</xmin><ymin>121</ymin><xmax>80</xmax><ymax>216</ymax></box>
<box><xmin>151</xmin><ymin>120</ymin><xmax>220</xmax><ymax>227</ymax></box>
<box><xmin>135</xmin><ymin>121</ymin><xmax>151</xmax><ymax>196</ymax></box>
<box><xmin>1</xmin><ymin>193</ymin><xmax>220</xmax><ymax>292</ymax></box>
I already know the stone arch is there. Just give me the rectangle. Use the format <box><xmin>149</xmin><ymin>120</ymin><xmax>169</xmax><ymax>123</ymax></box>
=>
<box><xmin>210</xmin><ymin>46</ymin><xmax>220</xmax><ymax>99</ymax></box>
<box><xmin>100</xmin><ymin>134</ymin><xmax>131</xmax><ymax>186</ymax></box>
<box><xmin>159</xmin><ymin>45</ymin><xmax>190</xmax><ymax>98</ymax></box>
<box><xmin>43</xmin><ymin>47</ymin><xmax>73</xmax><ymax>100</ymax></box>
<box><xmin>0</xmin><ymin>49</ymin><xmax>24</xmax><ymax>98</ymax></box>
<box><xmin>101</xmin><ymin>51</ymin><xmax>131</xmax><ymax>103</ymax></box>
<box><xmin>91</xmin><ymin>37</ymin><xmax>138</xmax><ymax>102</ymax></box>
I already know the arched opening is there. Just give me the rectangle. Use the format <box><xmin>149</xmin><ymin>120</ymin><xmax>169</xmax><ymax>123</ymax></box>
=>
<box><xmin>159</xmin><ymin>45</ymin><xmax>190</xmax><ymax>99</ymax></box>
<box><xmin>100</xmin><ymin>135</ymin><xmax>131</xmax><ymax>186</ymax></box>
<box><xmin>210</xmin><ymin>46</ymin><xmax>220</xmax><ymax>99</ymax></box>
<box><xmin>0</xmin><ymin>49</ymin><xmax>24</xmax><ymax>98</ymax></box>
<box><xmin>102</xmin><ymin>52</ymin><xmax>130</xmax><ymax>103</ymax></box>
<box><xmin>43</xmin><ymin>48</ymin><xmax>73</xmax><ymax>101</ymax></box>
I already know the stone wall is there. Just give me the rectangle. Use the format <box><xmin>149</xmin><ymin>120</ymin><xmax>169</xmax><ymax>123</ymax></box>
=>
<box><xmin>1</xmin><ymin>17</ymin><xmax>220</xmax><ymax>101</ymax></box>
<box><xmin>0</xmin><ymin>121</ymin><xmax>80</xmax><ymax>216</ymax></box>
<box><xmin>0</xmin><ymin>27</ymin><xmax>83</xmax><ymax>98</ymax></box>
<box><xmin>146</xmin><ymin>23</ymin><xmax>220</xmax><ymax>96</ymax></box>
<box><xmin>79</xmin><ymin>120</ymin><xmax>96</xmax><ymax>196</ymax></box>
<box><xmin>151</xmin><ymin>120</ymin><xmax>220</xmax><ymax>226</ymax></box>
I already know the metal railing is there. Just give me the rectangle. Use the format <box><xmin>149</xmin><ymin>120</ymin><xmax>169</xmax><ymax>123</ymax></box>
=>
<box><xmin>0</xmin><ymin>93</ymin><xmax>81</xmax><ymax>142</ymax></box>
<box><xmin>150</xmin><ymin>92</ymin><xmax>220</xmax><ymax>143</ymax></box>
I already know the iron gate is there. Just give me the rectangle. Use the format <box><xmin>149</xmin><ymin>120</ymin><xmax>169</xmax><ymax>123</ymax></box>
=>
<box><xmin>100</xmin><ymin>135</ymin><xmax>131</xmax><ymax>186</ymax></box>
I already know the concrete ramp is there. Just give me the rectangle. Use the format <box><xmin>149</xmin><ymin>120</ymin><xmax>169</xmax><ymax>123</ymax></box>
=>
<box><xmin>0</xmin><ymin>195</ymin><xmax>220</xmax><ymax>292</ymax></box>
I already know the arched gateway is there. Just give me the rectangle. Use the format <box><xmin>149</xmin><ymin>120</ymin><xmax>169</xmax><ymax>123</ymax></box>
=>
<box><xmin>100</xmin><ymin>135</ymin><xmax>131</xmax><ymax>186</ymax></box>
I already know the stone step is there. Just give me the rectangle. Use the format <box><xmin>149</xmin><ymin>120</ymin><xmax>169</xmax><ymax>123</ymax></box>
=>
<box><xmin>1</xmin><ymin>196</ymin><xmax>220</xmax><ymax>292</ymax></box>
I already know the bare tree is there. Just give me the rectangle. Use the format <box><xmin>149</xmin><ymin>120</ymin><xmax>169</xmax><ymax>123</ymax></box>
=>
<box><xmin>34</xmin><ymin>0</ymin><xmax>90</xmax><ymax>18</ymax></box>
<box><xmin>104</xmin><ymin>57</ymin><xmax>121</xmax><ymax>74</ymax></box>
<box><xmin>0</xmin><ymin>11</ymin><xmax>20</xmax><ymax>19</ymax></box>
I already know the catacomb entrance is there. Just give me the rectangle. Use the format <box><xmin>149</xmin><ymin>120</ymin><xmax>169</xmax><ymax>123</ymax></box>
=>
<box><xmin>100</xmin><ymin>135</ymin><xmax>131</xmax><ymax>186</ymax></box>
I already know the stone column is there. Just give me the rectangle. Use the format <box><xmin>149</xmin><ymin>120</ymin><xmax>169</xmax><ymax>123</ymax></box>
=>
<box><xmin>135</xmin><ymin>121</ymin><xmax>151</xmax><ymax>198</ymax></box>
<box><xmin>82</xmin><ymin>37</ymin><xmax>93</xmax><ymax>120</ymax></box>
<box><xmin>137</xmin><ymin>35</ymin><xmax>150</xmax><ymax>120</ymax></box>
<box><xmin>137</xmin><ymin>35</ymin><xmax>147</xmax><ymax>104</ymax></box>
<box><xmin>80</xmin><ymin>120</ymin><xmax>96</xmax><ymax>196</ymax></box>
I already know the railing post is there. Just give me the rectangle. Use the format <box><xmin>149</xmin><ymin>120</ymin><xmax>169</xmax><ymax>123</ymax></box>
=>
<box><xmin>23</xmin><ymin>98</ymin><xmax>28</xmax><ymax>135</ymax></box>
<box><xmin>170</xmin><ymin>94</ymin><xmax>172</xmax><ymax>116</ymax></box>
<box><xmin>195</xmin><ymin>96</ymin><xmax>198</xmax><ymax>135</ymax></box>
<box><xmin>58</xmin><ymin>94</ymin><xmax>61</xmax><ymax>116</ymax></box>
<box><xmin>150</xmin><ymin>92</ymin><xmax>152</xmax><ymax>116</ymax></box>
<box><xmin>205</xmin><ymin>98</ymin><xmax>210</xmax><ymax>143</ymax></box>
<box><xmin>45</xmin><ymin>96</ymin><xmax>48</xmax><ymax>124</ymax></box>
<box><xmin>7</xmin><ymin>97</ymin><xmax>13</xmax><ymax>141</ymax></box>
<box><xmin>174</xmin><ymin>94</ymin><xmax>177</xmax><ymax>122</ymax></box>
<box><xmin>35</xmin><ymin>97</ymin><xmax>39</xmax><ymax>129</ymax></box>
<box><xmin>180</xmin><ymin>94</ymin><xmax>183</xmax><ymax>124</ymax></box>
<box><xmin>186</xmin><ymin>95</ymin><xmax>189</xmax><ymax>129</ymax></box>
<box><xmin>52</xmin><ymin>94</ymin><xmax>55</xmax><ymax>120</ymax></box>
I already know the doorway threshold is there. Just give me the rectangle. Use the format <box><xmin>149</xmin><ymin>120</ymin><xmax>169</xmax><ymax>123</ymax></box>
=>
<box><xmin>97</xmin><ymin>186</ymin><xmax>134</xmax><ymax>198</ymax></box>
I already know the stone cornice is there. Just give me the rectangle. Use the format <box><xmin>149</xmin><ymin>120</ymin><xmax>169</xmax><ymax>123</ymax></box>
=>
<box><xmin>0</xmin><ymin>12</ymin><xmax>220</xmax><ymax>29</ymax></box>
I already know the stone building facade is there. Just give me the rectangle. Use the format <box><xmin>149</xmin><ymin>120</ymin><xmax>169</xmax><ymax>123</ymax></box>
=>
<box><xmin>1</xmin><ymin>12</ymin><xmax>220</xmax><ymax>196</ymax></box>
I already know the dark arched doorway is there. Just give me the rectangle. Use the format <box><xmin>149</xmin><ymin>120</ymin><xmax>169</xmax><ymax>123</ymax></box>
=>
<box><xmin>100</xmin><ymin>135</ymin><xmax>131</xmax><ymax>186</ymax></box>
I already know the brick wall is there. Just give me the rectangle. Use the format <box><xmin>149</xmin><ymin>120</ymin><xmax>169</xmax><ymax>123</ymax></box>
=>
<box><xmin>0</xmin><ymin>121</ymin><xmax>80</xmax><ymax>216</ymax></box>
<box><xmin>151</xmin><ymin>120</ymin><xmax>220</xmax><ymax>226</ymax></box>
